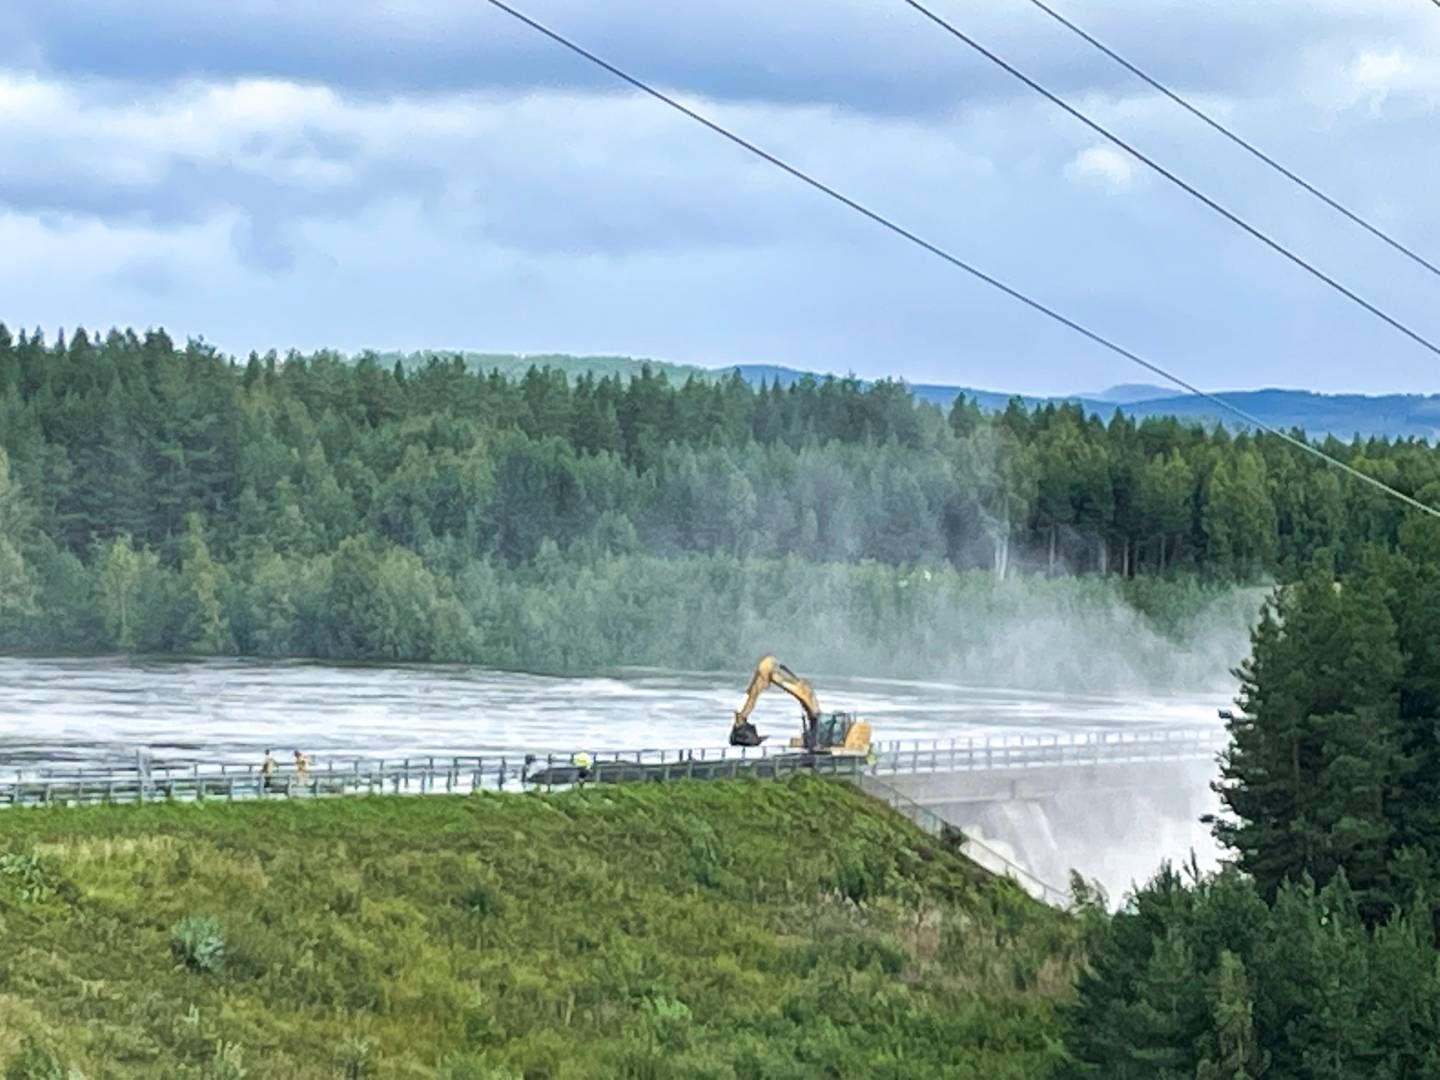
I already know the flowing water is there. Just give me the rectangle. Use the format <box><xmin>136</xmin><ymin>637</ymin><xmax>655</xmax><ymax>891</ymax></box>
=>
<box><xmin>0</xmin><ymin>656</ymin><xmax>1233</xmax><ymax>902</ymax></box>
<box><xmin>0</xmin><ymin>656</ymin><xmax>1226</xmax><ymax>770</ymax></box>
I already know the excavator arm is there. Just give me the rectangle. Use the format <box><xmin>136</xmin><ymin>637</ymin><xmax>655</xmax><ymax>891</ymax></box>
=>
<box><xmin>734</xmin><ymin>654</ymin><xmax>820</xmax><ymax>725</ymax></box>
<box><xmin>732</xmin><ymin>655</ymin><xmax>819</xmax><ymax>747</ymax></box>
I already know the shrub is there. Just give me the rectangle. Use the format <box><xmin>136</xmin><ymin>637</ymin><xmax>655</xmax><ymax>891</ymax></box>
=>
<box><xmin>2</xmin><ymin>1038</ymin><xmax>84</xmax><ymax>1080</ymax></box>
<box><xmin>0</xmin><ymin>852</ymin><xmax>64</xmax><ymax>904</ymax></box>
<box><xmin>455</xmin><ymin>879</ymin><xmax>505</xmax><ymax>918</ymax></box>
<box><xmin>170</xmin><ymin>915</ymin><xmax>226</xmax><ymax>974</ymax></box>
<box><xmin>639</xmin><ymin>995</ymin><xmax>691</xmax><ymax>1024</ymax></box>
<box><xmin>206</xmin><ymin>1042</ymin><xmax>247</xmax><ymax>1080</ymax></box>
<box><xmin>335</xmin><ymin>1037</ymin><xmax>373</xmax><ymax>1080</ymax></box>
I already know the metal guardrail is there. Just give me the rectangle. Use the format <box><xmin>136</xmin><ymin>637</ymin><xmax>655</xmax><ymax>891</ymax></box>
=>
<box><xmin>869</xmin><ymin>727</ymin><xmax>1222</xmax><ymax>778</ymax></box>
<box><xmin>0</xmin><ymin>742</ymin><xmax>832</xmax><ymax>807</ymax></box>
<box><xmin>857</xmin><ymin>774</ymin><xmax>1072</xmax><ymax>908</ymax></box>
<box><xmin>0</xmin><ymin>727</ymin><xmax>1223</xmax><ymax>808</ymax></box>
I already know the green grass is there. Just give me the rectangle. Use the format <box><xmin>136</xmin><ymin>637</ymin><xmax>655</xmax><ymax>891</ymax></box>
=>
<box><xmin>0</xmin><ymin>779</ymin><xmax>1079</xmax><ymax>1078</ymax></box>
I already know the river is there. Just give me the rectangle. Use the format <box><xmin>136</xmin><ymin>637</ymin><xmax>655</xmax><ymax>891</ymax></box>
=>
<box><xmin>0</xmin><ymin>656</ymin><xmax>1226</xmax><ymax>770</ymax></box>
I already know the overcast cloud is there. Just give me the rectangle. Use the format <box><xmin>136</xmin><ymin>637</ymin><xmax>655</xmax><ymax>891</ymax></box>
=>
<box><xmin>2</xmin><ymin>0</ymin><xmax>1438</xmax><ymax>394</ymax></box>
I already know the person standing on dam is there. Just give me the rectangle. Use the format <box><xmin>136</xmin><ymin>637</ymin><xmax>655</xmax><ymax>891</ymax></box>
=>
<box><xmin>293</xmin><ymin>750</ymin><xmax>311</xmax><ymax>792</ymax></box>
<box><xmin>261</xmin><ymin>749</ymin><xmax>279</xmax><ymax>793</ymax></box>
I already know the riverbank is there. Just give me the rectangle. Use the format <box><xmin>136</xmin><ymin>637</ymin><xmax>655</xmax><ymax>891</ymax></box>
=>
<box><xmin>0</xmin><ymin>777</ymin><xmax>1080</xmax><ymax>1077</ymax></box>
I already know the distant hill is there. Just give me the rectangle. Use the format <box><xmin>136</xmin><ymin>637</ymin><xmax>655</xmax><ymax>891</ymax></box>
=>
<box><xmin>1090</xmin><ymin>383</ymin><xmax>1173</xmax><ymax>404</ymax></box>
<box><xmin>1118</xmin><ymin>389</ymin><xmax>1440</xmax><ymax>441</ymax></box>
<box><xmin>723</xmin><ymin>365</ymin><xmax>1440</xmax><ymax>442</ymax></box>
<box><xmin>367</xmin><ymin>351</ymin><xmax>1440</xmax><ymax>441</ymax></box>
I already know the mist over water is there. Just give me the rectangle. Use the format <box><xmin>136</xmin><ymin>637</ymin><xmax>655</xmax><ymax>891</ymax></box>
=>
<box><xmin>0</xmin><ymin>578</ymin><xmax>1256</xmax><ymax>904</ymax></box>
<box><xmin>713</xmin><ymin>572</ymin><xmax>1265</xmax><ymax>700</ymax></box>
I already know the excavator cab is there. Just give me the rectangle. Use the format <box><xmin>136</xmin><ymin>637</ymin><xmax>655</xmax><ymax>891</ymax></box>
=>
<box><xmin>729</xmin><ymin>655</ymin><xmax>873</xmax><ymax>755</ymax></box>
<box><xmin>798</xmin><ymin>712</ymin><xmax>872</xmax><ymax>755</ymax></box>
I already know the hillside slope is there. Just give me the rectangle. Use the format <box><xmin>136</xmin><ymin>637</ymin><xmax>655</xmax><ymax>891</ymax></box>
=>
<box><xmin>0</xmin><ymin>779</ymin><xmax>1078</xmax><ymax>1078</ymax></box>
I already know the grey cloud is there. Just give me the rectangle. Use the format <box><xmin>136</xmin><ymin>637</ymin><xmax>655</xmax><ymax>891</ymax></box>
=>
<box><xmin>4</xmin><ymin>0</ymin><xmax>1424</xmax><ymax>115</ymax></box>
<box><xmin>2</xmin><ymin>0</ymin><xmax>1438</xmax><ymax>397</ymax></box>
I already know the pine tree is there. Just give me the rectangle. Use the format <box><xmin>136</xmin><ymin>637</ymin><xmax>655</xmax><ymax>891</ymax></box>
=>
<box><xmin>1195</xmin><ymin>951</ymin><xmax>1267</xmax><ymax>1080</ymax></box>
<box><xmin>1214</xmin><ymin>565</ymin><xmax>1402</xmax><ymax>905</ymax></box>
<box><xmin>1385</xmin><ymin>522</ymin><xmax>1440</xmax><ymax>871</ymax></box>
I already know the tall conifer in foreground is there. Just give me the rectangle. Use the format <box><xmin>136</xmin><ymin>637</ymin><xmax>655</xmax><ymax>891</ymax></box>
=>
<box><xmin>1214</xmin><ymin>564</ymin><xmax>1402</xmax><ymax>914</ymax></box>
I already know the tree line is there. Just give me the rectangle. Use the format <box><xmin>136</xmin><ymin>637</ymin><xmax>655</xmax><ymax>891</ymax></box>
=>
<box><xmin>0</xmin><ymin>322</ymin><xmax>1433</xmax><ymax>662</ymax></box>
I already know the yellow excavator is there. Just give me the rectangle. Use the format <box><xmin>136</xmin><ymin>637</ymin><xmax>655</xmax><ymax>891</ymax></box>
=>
<box><xmin>729</xmin><ymin>655</ymin><xmax>872</xmax><ymax>755</ymax></box>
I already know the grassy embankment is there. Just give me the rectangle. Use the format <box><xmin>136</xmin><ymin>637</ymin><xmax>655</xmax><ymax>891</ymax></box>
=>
<box><xmin>0</xmin><ymin>778</ymin><xmax>1079</xmax><ymax>1078</ymax></box>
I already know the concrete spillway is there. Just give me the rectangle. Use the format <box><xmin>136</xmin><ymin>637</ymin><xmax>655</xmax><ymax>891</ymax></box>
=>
<box><xmin>878</xmin><ymin>757</ymin><xmax>1220</xmax><ymax>903</ymax></box>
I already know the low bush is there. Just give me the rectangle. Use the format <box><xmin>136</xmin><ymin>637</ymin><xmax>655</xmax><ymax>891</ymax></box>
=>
<box><xmin>169</xmin><ymin>915</ymin><xmax>225</xmax><ymax>974</ymax></box>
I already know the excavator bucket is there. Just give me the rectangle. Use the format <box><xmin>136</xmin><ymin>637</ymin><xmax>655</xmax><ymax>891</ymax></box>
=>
<box><xmin>729</xmin><ymin>721</ymin><xmax>765</xmax><ymax>747</ymax></box>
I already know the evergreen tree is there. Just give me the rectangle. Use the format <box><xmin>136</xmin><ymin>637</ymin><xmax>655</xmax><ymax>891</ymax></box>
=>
<box><xmin>1215</xmin><ymin>566</ymin><xmax>1403</xmax><ymax>910</ymax></box>
<box><xmin>1195</xmin><ymin>951</ymin><xmax>1267</xmax><ymax>1080</ymax></box>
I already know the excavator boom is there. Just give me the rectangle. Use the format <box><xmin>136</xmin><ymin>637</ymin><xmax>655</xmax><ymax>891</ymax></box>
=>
<box><xmin>734</xmin><ymin>654</ymin><xmax>819</xmax><ymax>725</ymax></box>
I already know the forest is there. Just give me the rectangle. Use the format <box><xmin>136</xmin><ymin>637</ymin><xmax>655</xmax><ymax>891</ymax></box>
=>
<box><xmin>0</xmin><ymin>324</ymin><xmax>1430</xmax><ymax>671</ymax></box>
<box><xmin>1063</xmin><ymin>523</ymin><xmax>1440</xmax><ymax>1077</ymax></box>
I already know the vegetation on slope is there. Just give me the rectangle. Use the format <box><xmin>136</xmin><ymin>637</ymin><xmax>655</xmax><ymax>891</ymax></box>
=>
<box><xmin>0</xmin><ymin>777</ymin><xmax>1078</xmax><ymax>1078</ymax></box>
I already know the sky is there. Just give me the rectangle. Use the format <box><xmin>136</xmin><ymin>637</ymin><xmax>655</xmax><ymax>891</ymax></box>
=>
<box><xmin>1</xmin><ymin>0</ymin><xmax>1438</xmax><ymax>396</ymax></box>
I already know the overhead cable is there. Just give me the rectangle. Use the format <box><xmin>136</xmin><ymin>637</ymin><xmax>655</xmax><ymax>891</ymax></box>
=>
<box><xmin>898</xmin><ymin>0</ymin><xmax>1440</xmax><ymax>362</ymax></box>
<box><xmin>480</xmin><ymin>0</ymin><xmax>1440</xmax><ymax>522</ymax></box>
<box><xmin>1016</xmin><ymin>0</ymin><xmax>1440</xmax><ymax>282</ymax></box>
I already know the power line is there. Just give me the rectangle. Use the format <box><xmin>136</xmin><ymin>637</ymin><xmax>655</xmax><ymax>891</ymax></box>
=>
<box><xmin>1018</xmin><ymin>0</ymin><xmax>1440</xmax><ymax>282</ymax></box>
<box><xmin>898</xmin><ymin>0</ymin><xmax>1440</xmax><ymax>362</ymax></box>
<box><xmin>480</xmin><ymin>0</ymin><xmax>1440</xmax><ymax>523</ymax></box>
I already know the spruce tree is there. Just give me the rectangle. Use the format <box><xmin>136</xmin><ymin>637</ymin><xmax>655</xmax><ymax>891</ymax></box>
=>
<box><xmin>1215</xmin><ymin>565</ymin><xmax>1402</xmax><ymax>906</ymax></box>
